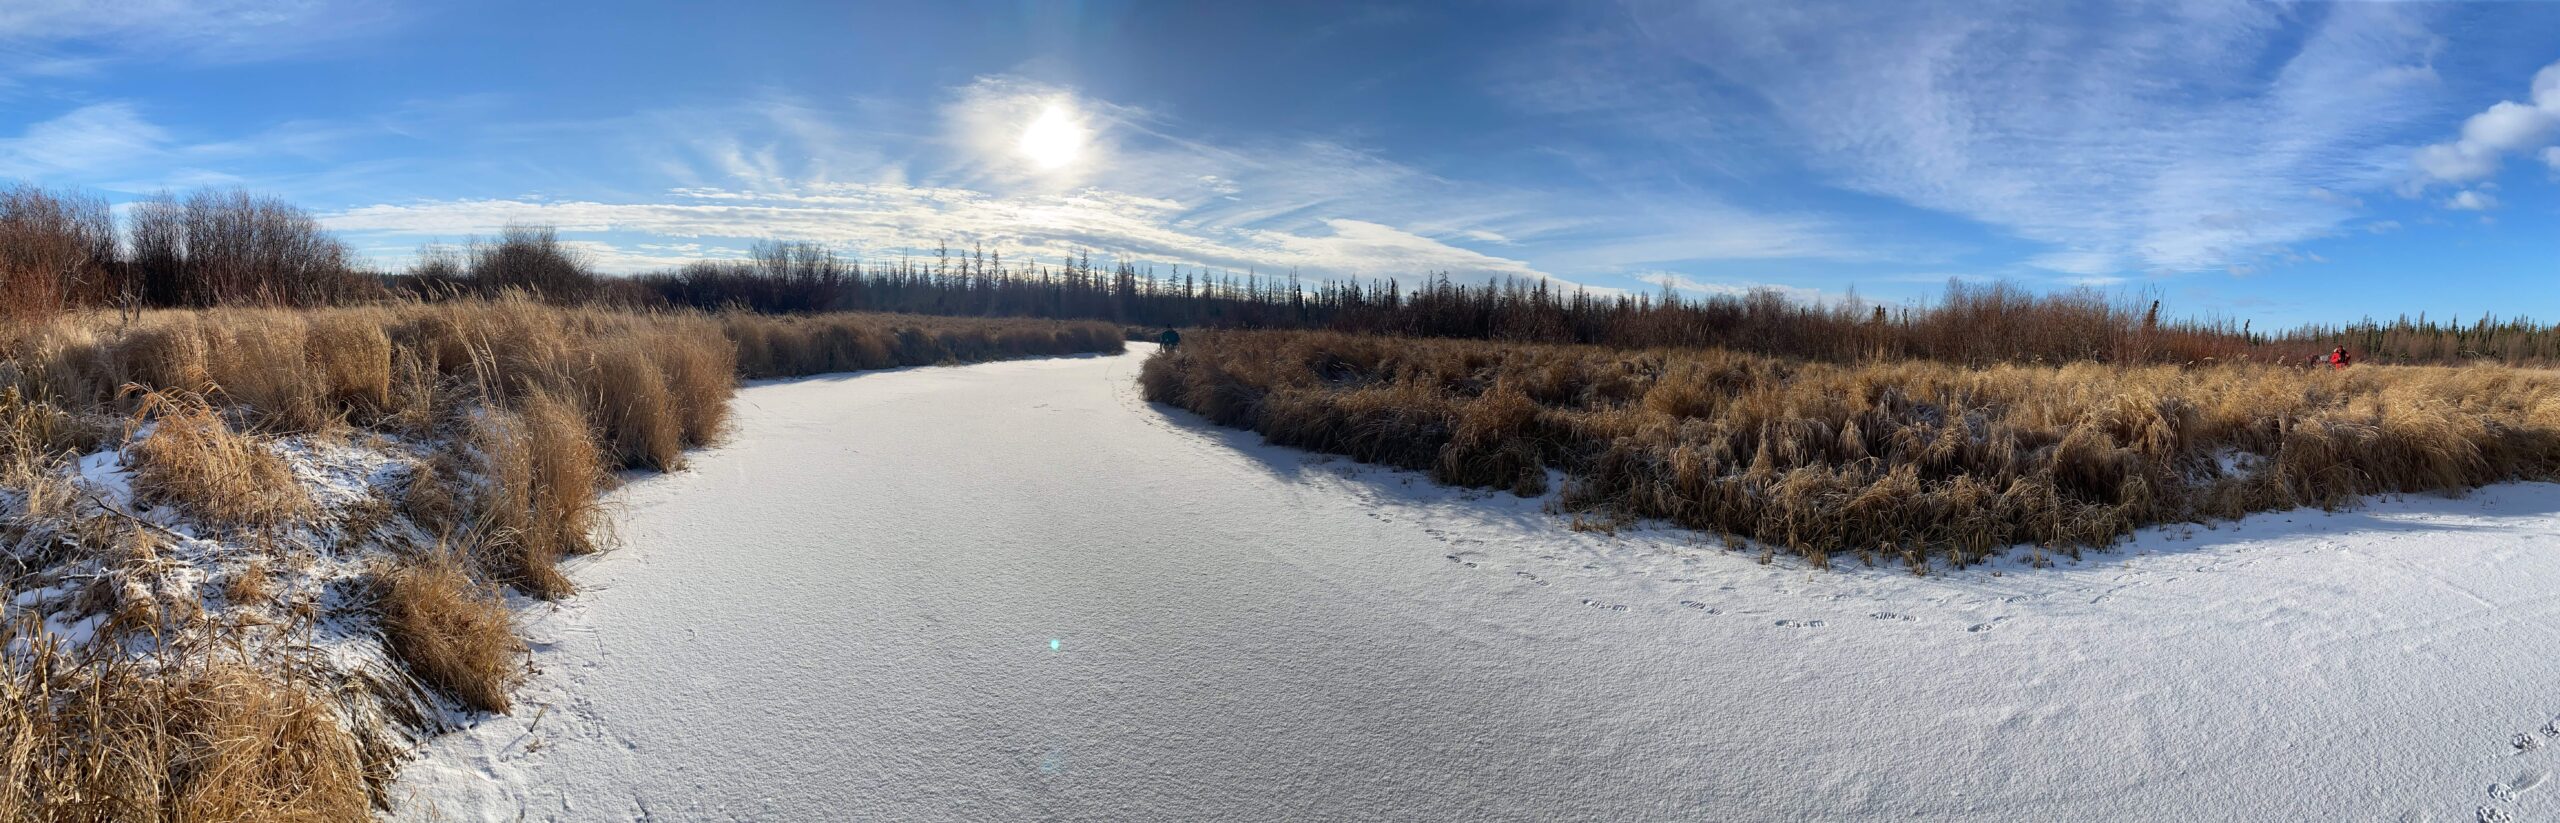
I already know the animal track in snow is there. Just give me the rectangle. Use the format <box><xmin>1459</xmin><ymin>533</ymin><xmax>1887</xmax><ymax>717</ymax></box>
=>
<box><xmin>2490</xmin><ymin>770</ymin><xmax>2547</xmax><ymax>804</ymax></box>
<box><xmin>2478</xmin><ymin>805</ymin><xmax>2514</xmax><ymax>823</ymax></box>
<box><xmin>1514</xmin><ymin>571</ymin><xmax>1549</xmax><ymax>586</ymax></box>
<box><xmin>1443</xmin><ymin>553</ymin><xmax>1481</xmax><ymax>569</ymax></box>
<box><xmin>2513</xmin><ymin>732</ymin><xmax>2541</xmax><ymax>754</ymax></box>
<box><xmin>1578</xmin><ymin>598</ymin><xmax>1628</xmax><ymax>612</ymax></box>
<box><xmin>1678</xmin><ymin>600</ymin><xmax>1720</xmax><ymax>613</ymax></box>
<box><xmin>1774</xmin><ymin>619</ymin><xmax>1825</xmax><ymax>628</ymax></box>
<box><xmin>1870</xmin><ymin>612</ymin><xmax>1914</xmax><ymax>622</ymax></box>
<box><xmin>1968</xmin><ymin>623</ymin><xmax>1996</xmax><ymax>633</ymax></box>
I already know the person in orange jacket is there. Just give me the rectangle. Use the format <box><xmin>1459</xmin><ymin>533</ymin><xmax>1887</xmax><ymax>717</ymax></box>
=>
<box><xmin>2328</xmin><ymin>345</ymin><xmax>2352</xmax><ymax>370</ymax></box>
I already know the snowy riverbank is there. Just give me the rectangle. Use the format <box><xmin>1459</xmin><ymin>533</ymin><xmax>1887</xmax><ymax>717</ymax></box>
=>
<box><xmin>398</xmin><ymin>344</ymin><xmax>2560</xmax><ymax>822</ymax></box>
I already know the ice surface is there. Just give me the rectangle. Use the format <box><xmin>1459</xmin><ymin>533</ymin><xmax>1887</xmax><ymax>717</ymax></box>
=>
<box><xmin>396</xmin><ymin>344</ymin><xmax>2560</xmax><ymax>821</ymax></box>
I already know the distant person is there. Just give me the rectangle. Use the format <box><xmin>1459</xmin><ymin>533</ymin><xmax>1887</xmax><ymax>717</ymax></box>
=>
<box><xmin>1158</xmin><ymin>328</ymin><xmax>1180</xmax><ymax>349</ymax></box>
<box><xmin>2329</xmin><ymin>346</ymin><xmax>2352</xmax><ymax>370</ymax></box>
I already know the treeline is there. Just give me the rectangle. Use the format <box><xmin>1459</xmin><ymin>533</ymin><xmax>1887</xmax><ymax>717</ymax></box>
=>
<box><xmin>632</xmin><ymin>243</ymin><xmax>2550</xmax><ymax>367</ymax></box>
<box><xmin>0</xmin><ymin>186</ymin><xmax>381</xmax><ymax>316</ymax></box>
<box><xmin>6</xmin><ymin>181</ymin><xmax>2557</xmax><ymax>366</ymax></box>
<box><xmin>0</xmin><ymin>185</ymin><xmax>653</xmax><ymax>320</ymax></box>
<box><xmin>638</xmin><ymin>244</ymin><xmax>2246</xmax><ymax>364</ymax></box>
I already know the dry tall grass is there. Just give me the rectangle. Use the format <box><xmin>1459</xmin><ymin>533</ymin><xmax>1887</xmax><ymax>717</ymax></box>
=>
<box><xmin>124</xmin><ymin>391</ymin><xmax>309</xmax><ymax>527</ymax></box>
<box><xmin>378</xmin><ymin>554</ymin><xmax>523</xmax><ymax>714</ymax></box>
<box><xmin>1145</xmin><ymin>330</ymin><xmax>2560</xmax><ymax>570</ymax></box>
<box><xmin>721</xmin><ymin>312</ymin><xmax>1124</xmax><ymax>379</ymax></box>
<box><xmin>0</xmin><ymin>634</ymin><xmax>370</xmax><ymax>822</ymax></box>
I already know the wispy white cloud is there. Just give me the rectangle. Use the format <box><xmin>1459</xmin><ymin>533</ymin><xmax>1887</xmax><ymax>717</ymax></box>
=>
<box><xmin>2026</xmin><ymin>250</ymin><xmax>2123</xmax><ymax>277</ymax></box>
<box><xmin>327</xmin><ymin>77</ymin><xmax>1876</xmax><ymax>285</ymax></box>
<box><xmin>324</xmin><ymin>185</ymin><xmax>1560</xmax><ymax>281</ymax></box>
<box><xmin>1630</xmin><ymin>270</ymin><xmax>1823</xmax><ymax>303</ymax></box>
<box><xmin>555</xmin><ymin>240</ymin><xmax>753</xmax><ymax>272</ymax></box>
<box><xmin>0</xmin><ymin>0</ymin><xmax>400</xmax><ymax>95</ymax></box>
<box><xmin>2443</xmin><ymin>189</ymin><xmax>2498</xmax><ymax>211</ymax></box>
<box><xmin>1519</xmin><ymin>0</ymin><xmax>2452</xmax><ymax>276</ymax></box>
<box><xmin>0</xmin><ymin>99</ymin><xmax>387</xmax><ymax>191</ymax></box>
<box><xmin>0</xmin><ymin>0</ymin><xmax>395</xmax><ymax>60</ymax></box>
<box><xmin>2409</xmin><ymin>60</ymin><xmax>2560</xmax><ymax>188</ymax></box>
<box><xmin>0</xmin><ymin>102</ymin><xmax>169</xmax><ymax>178</ymax></box>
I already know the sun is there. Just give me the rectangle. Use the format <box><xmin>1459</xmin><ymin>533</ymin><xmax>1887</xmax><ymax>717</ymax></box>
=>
<box><xmin>1016</xmin><ymin>102</ymin><xmax>1086</xmax><ymax>171</ymax></box>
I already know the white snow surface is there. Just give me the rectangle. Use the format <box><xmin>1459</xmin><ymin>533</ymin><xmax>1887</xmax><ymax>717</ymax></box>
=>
<box><xmin>399</xmin><ymin>344</ymin><xmax>2560</xmax><ymax>822</ymax></box>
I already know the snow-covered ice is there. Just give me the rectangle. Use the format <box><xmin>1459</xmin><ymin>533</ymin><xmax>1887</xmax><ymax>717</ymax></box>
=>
<box><xmin>397</xmin><ymin>343</ymin><xmax>2560</xmax><ymax>821</ymax></box>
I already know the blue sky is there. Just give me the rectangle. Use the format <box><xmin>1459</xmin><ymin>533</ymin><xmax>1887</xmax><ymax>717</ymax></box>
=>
<box><xmin>2</xmin><ymin>1</ymin><xmax>2556</xmax><ymax>327</ymax></box>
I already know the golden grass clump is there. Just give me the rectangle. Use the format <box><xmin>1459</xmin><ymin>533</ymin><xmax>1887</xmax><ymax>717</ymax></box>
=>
<box><xmin>126</xmin><ymin>390</ymin><xmax>308</xmax><ymax>527</ymax></box>
<box><xmin>378</xmin><ymin>553</ymin><xmax>524</xmax><ymax>713</ymax></box>
<box><xmin>658</xmin><ymin>327</ymin><xmax>736</xmax><ymax>445</ymax></box>
<box><xmin>438</xmin><ymin>391</ymin><xmax>604</xmax><ymax>599</ymax></box>
<box><xmin>0</xmin><ymin>641</ymin><xmax>371</xmax><ymax>823</ymax></box>
<box><xmin>588</xmin><ymin>337</ymin><xmax>683</xmax><ymax>470</ymax></box>
<box><xmin>305</xmin><ymin>312</ymin><xmax>394</xmax><ymax>413</ymax></box>
<box><xmin>202</xmin><ymin>311</ymin><xmax>332</xmax><ymax>431</ymax></box>
<box><xmin>223</xmin><ymin>558</ymin><xmax>273</xmax><ymax>607</ymax></box>
<box><xmin>1144</xmin><ymin>330</ymin><xmax>2560</xmax><ymax>571</ymax></box>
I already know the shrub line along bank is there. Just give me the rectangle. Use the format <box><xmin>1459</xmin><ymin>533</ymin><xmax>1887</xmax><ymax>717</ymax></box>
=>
<box><xmin>1143</xmin><ymin>329</ymin><xmax>2560</xmax><ymax>572</ymax></box>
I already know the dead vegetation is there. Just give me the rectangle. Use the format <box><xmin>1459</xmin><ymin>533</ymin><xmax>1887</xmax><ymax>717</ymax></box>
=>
<box><xmin>0</xmin><ymin>298</ymin><xmax>1124</xmax><ymax>819</ymax></box>
<box><xmin>378</xmin><ymin>553</ymin><xmax>522</xmax><ymax>714</ymax></box>
<box><xmin>0</xmin><ymin>633</ymin><xmax>372</xmax><ymax>823</ymax></box>
<box><xmin>125</xmin><ymin>390</ymin><xmax>309</xmax><ymax>527</ymax></box>
<box><xmin>722</xmin><ymin>311</ymin><xmax>1125</xmax><ymax>379</ymax></box>
<box><xmin>1145</xmin><ymin>330</ymin><xmax>2560</xmax><ymax>571</ymax></box>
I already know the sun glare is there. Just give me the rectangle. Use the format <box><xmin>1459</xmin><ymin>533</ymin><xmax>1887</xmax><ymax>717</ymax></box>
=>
<box><xmin>1017</xmin><ymin>102</ymin><xmax>1086</xmax><ymax>170</ymax></box>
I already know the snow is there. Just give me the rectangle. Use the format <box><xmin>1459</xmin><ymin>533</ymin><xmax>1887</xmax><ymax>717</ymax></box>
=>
<box><xmin>5</xmin><ymin>424</ymin><xmax>452</xmax><ymax>756</ymax></box>
<box><xmin>397</xmin><ymin>344</ymin><xmax>2560</xmax><ymax>822</ymax></box>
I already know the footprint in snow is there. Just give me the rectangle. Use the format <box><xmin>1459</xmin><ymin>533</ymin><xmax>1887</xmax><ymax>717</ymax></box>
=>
<box><xmin>2479</xmin><ymin>805</ymin><xmax>2514</xmax><ymax>823</ymax></box>
<box><xmin>2514</xmin><ymin>733</ymin><xmax>2542</xmax><ymax>754</ymax></box>
<box><xmin>1579</xmin><ymin>598</ymin><xmax>1628</xmax><ymax>612</ymax></box>
<box><xmin>2490</xmin><ymin>769</ymin><xmax>2548</xmax><ymax>804</ymax></box>
<box><xmin>1870</xmin><ymin>612</ymin><xmax>1914</xmax><ymax>622</ymax></box>
<box><xmin>1443</xmin><ymin>554</ymin><xmax>1480</xmax><ymax>569</ymax></box>
<box><xmin>1679</xmin><ymin>600</ymin><xmax>1720</xmax><ymax>613</ymax></box>
<box><xmin>1968</xmin><ymin>623</ymin><xmax>1997</xmax><ymax>633</ymax></box>
<box><xmin>1774</xmin><ymin>618</ymin><xmax>1825</xmax><ymax>628</ymax></box>
<box><xmin>1514</xmin><ymin>571</ymin><xmax>1549</xmax><ymax>586</ymax></box>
